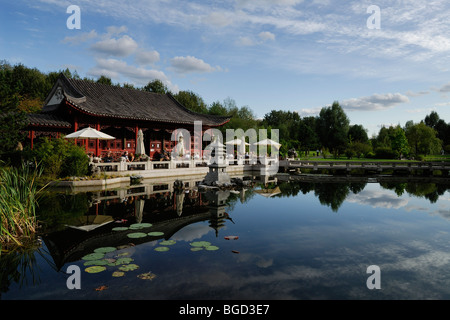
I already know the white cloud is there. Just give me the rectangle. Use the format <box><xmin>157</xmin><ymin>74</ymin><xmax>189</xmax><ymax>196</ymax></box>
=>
<box><xmin>62</xmin><ymin>30</ymin><xmax>98</xmax><ymax>45</ymax></box>
<box><xmin>258</xmin><ymin>31</ymin><xmax>275</xmax><ymax>41</ymax></box>
<box><xmin>135</xmin><ymin>50</ymin><xmax>160</xmax><ymax>66</ymax></box>
<box><xmin>438</xmin><ymin>82</ymin><xmax>450</xmax><ymax>93</ymax></box>
<box><xmin>106</xmin><ymin>25</ymin><xmax>128</xmax><ymax>35</ymax></box>
<box><xmin>341</xmin><ymin>93</ymin><xmax>410</xmax><ymax>112</ymax></box>
<box><xmin>347</xmin><ymin>190</ymin><xmax>409</xmax><ymax>210</ymax></box>
<box><xmin>405</xmin><ymin>90</ymin><xmax>430</xmax><ymax>97</ymax></box>
<box><xmin>170</xmin><ymin>56</ymin><xmax>221</xmax><ymax>74</ymax></box>
<box><xmin>203</xmin><ymin>11</ymin><xmax>234</xmax><ymax>27</ymax></box>
<box><xmin>236</xmin><ymin>36</ymin><xmax>256</xmax><ymax>46</ymax></box>
<box><xmin>90</xmin><ymin>35</ymin><xmax>138</xmax><ymax>57</ymax></box>
<box><xmin>88</xmin><ymin>58</ymin><xmax>177</xmax><ymax>91</ymax></box>
<box><xmin>297</xmin><ymin>107</ymin><xmax>322</xmax><ymax>117</ymax></box>
<box><xmin>406</xmin><ymin>107</ymin><xmax>436</xmax><ymax>114</ymax></box>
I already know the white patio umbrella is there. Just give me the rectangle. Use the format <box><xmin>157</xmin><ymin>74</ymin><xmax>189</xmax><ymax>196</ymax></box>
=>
<box><xmin>65</xmin><ymin>127</ymin><xmax>115</xmax><ymax>157</ymax></box>
<box><xmin>226</xmin><ymin>138</ymin><xmax>249</xmax><ymax>146</ymax></box>
<box><xmin>135</xmin><ymin>198</ymin><xmax>145</xmax><ymax>223</ymax></box>
<box><xmin>64</xmin><ymin>127</ymin><xmax>116</xmax><ymax>140</ymax></box>
<box><xmin>226</xmin><ymin>138</ymin><xmax>249</xmax><ymax>155</ymax></box>
<box><xmin>254</xmin><ymin>186</ymin><xmax>281</xmax><ymax>198</ymax></box>
<box><xmin>136</xmin><ymin>129</ymin><xmax>146</xmax><ymax>156</ymax></box>
<box><xmin>253</xmin><ymin>138</ymin><xmax>281</xmax><ymax>148</ymax></box>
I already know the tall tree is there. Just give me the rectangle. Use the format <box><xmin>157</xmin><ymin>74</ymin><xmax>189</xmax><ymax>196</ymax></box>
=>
<box><xmin>348</xmin><ymin>124</ymin><xmax>369</xmax><ymax>143</ymax></box>
<box><xmin>424</xmin><ymin>111</ymin><xmax>450</xmax><ymax>147</ymax></box>
<box><xmin>143</xmin><ymin>79</ymin><xmax>168</xmax><ymax>94</ymax></box>
<box><xmin>390</xmin><ymin>126</ymin><xmax>410</xmax><ymax>159</ymax></box>
<box><xmin>316</xmin><ymin>101</ymin><xmax>350</xmax><ymax>157</ymax></box>
<box><xmin>297</xmin><ymin>116</ymin><xmax>319</xmax><ymax>152</ymax></box>
<box><xmin>424</xmin><ymin>111</ymin><xmax>440</xmax><ymax>129</ymax></box>
<box><xmin>96</xmin><ymin>75</ymin><xmax>112</xmax><ymax>85</ymax></box>
<box><xmin>173</xmin><ymin>90</ymin><xmax>208</xmax><ymax>114</ymax></box>
<box><xmin>405</xmin><ymin>122</ymin><xmax>442</xmax><ymax>156</ymax></box>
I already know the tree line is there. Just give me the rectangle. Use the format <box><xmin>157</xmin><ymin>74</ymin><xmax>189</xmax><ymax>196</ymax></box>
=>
<box><xmin>1</xmin><ymin>60</ymin><xmax>449</xmax><ymax>160</ymax></box>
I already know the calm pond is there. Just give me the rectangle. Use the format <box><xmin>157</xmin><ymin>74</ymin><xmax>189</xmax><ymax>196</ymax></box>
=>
<box><xmin>1</xmin><ymin>174</ymin><xmax>450</xmax><ymax>300</ymax></box>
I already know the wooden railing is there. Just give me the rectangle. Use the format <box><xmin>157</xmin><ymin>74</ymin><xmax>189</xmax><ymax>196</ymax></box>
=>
<box><xmin>90</xmin><ymin>156</ymin><xmax>266</xmax><ymax>173</ymax></box>
<box><xmin>280</xmin><ymin>160</ymin><xmax>450</xmax><ymax>173</ymax></box>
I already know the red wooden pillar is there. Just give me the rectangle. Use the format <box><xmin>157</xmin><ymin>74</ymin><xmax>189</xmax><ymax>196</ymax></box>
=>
<box><xmin>96</xmin><ymin>123</ymin><xmax>100</xmax><ymax>157</ymax></box>
<box><xmin>135</xmin><ymin>125</ymin><xmax>138</xmax><ymax>155</ymax></box>
<box><xmin>30</xmin><ymin>130</ymin><xmax>34</xmax><ymax>149</ymax></box>
<box><xmin>74</xmin><ymin>117</ymin><xmax>78</xmax><ymax>148</ymax></box>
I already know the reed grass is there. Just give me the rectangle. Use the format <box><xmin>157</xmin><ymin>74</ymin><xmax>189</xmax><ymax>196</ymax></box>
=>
<box><xmin>0</xmin><ymin>163</ymin><xmax>46</xmax><ymax>253</ymax></box>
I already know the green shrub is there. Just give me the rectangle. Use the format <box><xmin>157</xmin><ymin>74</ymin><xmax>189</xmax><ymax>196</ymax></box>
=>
<box><xmin>374</xmin><ymin>147</ymin><xmax>396</xmax><ymax>159</ymax></box>
<box><xmin>29</xmin><ymin>137</ymin><xmax>88</xmax><ymax>178</ymax></box>
<box><xmin>366</xmin><ymin>151</ymin><xmax>376</xmax><ymax>159</ymax></box>
<box><xmin>416</xmin><ymin>154</ymin><xmax>425</xmax><ymax>161</ymax></box>
<box><xmin>61</xmin><ymin>147</ymin><xmax>89</xmax><ymax>177</ymax></box>
<box><xmin>345</xmin><ymin>148</ymin><xmax>356</xmax><ymax>159</ymax></box>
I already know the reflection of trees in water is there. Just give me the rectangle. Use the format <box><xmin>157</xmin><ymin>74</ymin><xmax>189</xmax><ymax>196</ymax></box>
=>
<box><xmin>0</xmin><ymin>246</ymin><xmax>51</xmax><ymax>298</ymax></box>
<box><xmin>277</xmin><ymin>180</ymin><xmax>450</xmax><ymax>212</ymax></box>
<box><xmin>276</xmin><ymin>181</ymin><xmax>366</xmax><ymax>212</ymax></box>
<box><xmin>36</xmin><ymin>192</ymin><xmax>90</xmax><ymax>232</ymax></box>
<box><xmin>223</xmin><ymin>188</ymin><xmax>257</xmax><ymax>213</ymax></box>
<box><xmin>380</xmin><ymin>181</ymin><xmax>450</xmax><ymax>204</ymax></box>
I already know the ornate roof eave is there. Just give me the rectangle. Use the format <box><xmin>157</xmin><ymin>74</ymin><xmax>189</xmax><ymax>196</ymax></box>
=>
<box><xmin>64</xmin><ymin>99</ymin><xmax>231</xmax><ymax>127</ymax></box>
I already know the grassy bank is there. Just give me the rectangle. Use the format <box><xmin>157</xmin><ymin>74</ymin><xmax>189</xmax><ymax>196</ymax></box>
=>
<box><xmin>0</xmin><ymin>163</ymin><xmax>47</xmax><ymax>254</ymax></box>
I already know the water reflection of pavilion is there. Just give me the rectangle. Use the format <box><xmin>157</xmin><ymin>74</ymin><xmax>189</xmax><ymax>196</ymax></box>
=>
<box><xmin>42</xmin><ymin>174</ymin><xmax>275</xmax><ymax>271</ymax></box>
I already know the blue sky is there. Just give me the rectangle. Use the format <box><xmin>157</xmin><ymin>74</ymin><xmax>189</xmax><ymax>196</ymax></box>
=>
<box><xmin>2</xmin><ymin>0</ymin><xmax>450</xmax><ymax>136</ymax></box>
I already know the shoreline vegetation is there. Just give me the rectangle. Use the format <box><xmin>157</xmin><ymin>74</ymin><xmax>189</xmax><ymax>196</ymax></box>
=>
<box><xmin>0</xmin><ymin>163</ymin><xmax>47</xmax><ymax>254</ymax></box>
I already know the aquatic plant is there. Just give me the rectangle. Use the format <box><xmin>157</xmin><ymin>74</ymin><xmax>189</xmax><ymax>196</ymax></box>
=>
<box><xmin>159</xmin><ymin>240</ymin><xmax>176</xmax><ymax>246</ymax></box>
<box><xmin>154</xmin><ymin>246</ymin><xmax>169</xmax><ymax>252</ymax></box>
<box><xmin>127</xmin><ymin>232</ymin><xmax>147</xmax><ymax>239</ymax></box>
<box><xmin>147</xmin><ymin>231</ymin><xmax>164</xmax><ymax>236</ymax></box>
<box><xmin>0</xmin><ymin>162</ymin><xmax>47</xmax><ymax>253</ymax></box>
<box><xmin>189</xmin><ymin>241</ymin><xmax>219</xmax><ymax>251</ymax></box>
<box><xmin>85</xmin><ymin>266</ymin><xmax>106</xmax><ymax>273</ymax></box>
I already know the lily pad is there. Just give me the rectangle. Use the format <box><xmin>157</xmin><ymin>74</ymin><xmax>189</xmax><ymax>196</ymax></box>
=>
<box><xmin>107</xmin><ymin>257</ymin><xmax>134</xmax><ymax>266</ymax></box>
<box><xmin>148</xmin><ymin>231</ymin><xmax>164</xmax><ymax>237</ymax></box>
<box><xmin>160</xmin><ymin>240</ymin><xmax>176</xmax><ymax>245</ymax></box>
<box><xmin>205</xmin><ymin>246</ymin><xmax>219</xmax><ymax>251</ymax></box>
<box><xmin>116</xmin><ymin>252</ymin><xmax>130</xmax><ymax>257</ymax></box>
<box><xmin>116</xmin><ymin>257</ymin><xmax>134</xmax><ymax>265</ymax></box>
<box><xmin>130</xmin><ymin>223</ymin><xmax>153</xmax><ymax>229</ymax></box>
<box><xmin>94</xmin><ymin>247</ymin><xmax>116</xmax><ymax>253</ymax></box>
<box><xmin>119</xmin><ymin>264</ymin><xmax>140</xmax><ymax>272</ymax></box>
<box><xmin>154</xmin><ymin>246</ymin><xmax>169</xmax><ymax>252</ymax></box>
<box><xmin>85</xmin><ymin>266</ymin><xmax>106</xmax><ymax>273</ymax></box>
<box><xmin>112</xmin><ymin>227</ymin><xmax>129</xmax><ymax>231</ymax></box>
<box><xmin>190</xmin><ymin>247</ymin><xmax>203</xmax><ymax>252</ymax></box>
<box><xmin>127</xmin><ymin>232</ymin><xmax>147</xmax><ymax>239</ymax></box>
<box><xmin>84</xmin><ymin>259</ymin><xmax>109</xmax><ymax>266</ymax></box>
<box><xmin>190</xmin><ymin>241</ymin><xmax>211</xmax><ymax>247</ymax></box>
<box><xmin>137</xmin><ymin>272</ymin><xmax>157</xmax><ymax>280</ymax></box>
<box><xmin>112</xmin><ymin>271</ymin><xmax>125</xmax><ymax>277</ymax></box>
<box><xmin>82</xmin><ymin>252</ymin><xmax>105</xmax><ymax>261</ymax></box>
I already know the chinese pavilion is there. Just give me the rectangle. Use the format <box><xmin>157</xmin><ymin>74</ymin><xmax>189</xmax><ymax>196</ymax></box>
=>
<box><xmin>25</xmin><ymin>73</ymin><xmax>231</xmax><ymax>159</ymax></box>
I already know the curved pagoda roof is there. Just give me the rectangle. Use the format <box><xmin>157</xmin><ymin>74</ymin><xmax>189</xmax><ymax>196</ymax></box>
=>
<box><xmin>41</xmin><ymin>73</ymin><xmax>231</xmax><ymax>127</ymax></box>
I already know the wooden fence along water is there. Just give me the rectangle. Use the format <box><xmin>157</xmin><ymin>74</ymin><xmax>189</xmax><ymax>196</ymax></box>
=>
<box><xmin>279</xmin><ymin>160</ymin><xmax>450</xmax><ymax>176</ymax></box>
